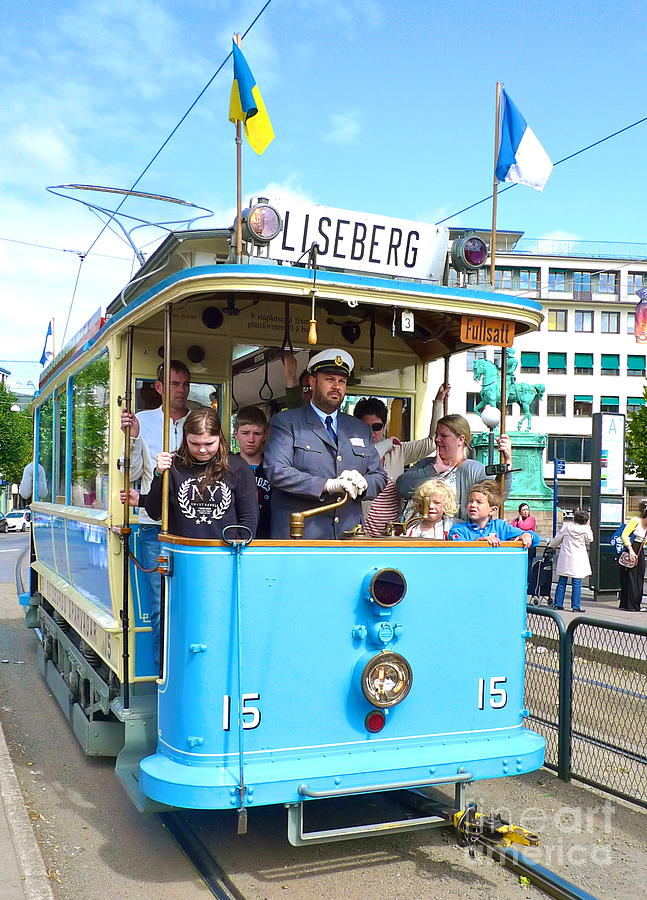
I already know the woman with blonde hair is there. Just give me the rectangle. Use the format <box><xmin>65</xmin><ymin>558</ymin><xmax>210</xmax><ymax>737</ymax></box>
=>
<box><xmin>405</xmin><ymin>479</ymin><xmax>458</xmax><ymax>539</ymax></box>
<box><xmin>397</xmin><ymin>413</ymin><xmax>512</xmax><ymax>519</ymax></box>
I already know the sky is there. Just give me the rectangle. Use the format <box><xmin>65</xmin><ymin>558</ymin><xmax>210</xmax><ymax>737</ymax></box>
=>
<box><xmin>1</xmin><ymin>0</ymin><xmax>646</xmax><ymax>389</ymax></box>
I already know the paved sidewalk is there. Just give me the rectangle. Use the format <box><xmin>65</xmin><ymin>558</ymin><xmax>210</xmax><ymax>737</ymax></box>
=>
<box><xmin>530</xmin><ymin>582</ymin><xmax>647</xmax><ymax>622</ymax></box>
<box><xmin>0</xmin><ymin>717</ymin><xmax>53</xmax><ymax>899</ymax></box>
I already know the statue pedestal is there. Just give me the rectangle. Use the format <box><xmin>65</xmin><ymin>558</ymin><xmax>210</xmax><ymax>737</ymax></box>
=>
<box><xmin>472</xmin><ymin>431</ymin><xmax>554</xmax><ymax>515</ymax></box>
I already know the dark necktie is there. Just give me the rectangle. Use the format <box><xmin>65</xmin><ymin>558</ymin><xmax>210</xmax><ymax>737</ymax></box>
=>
<box><xmin>324</xmin><ymin>415</ymin><xmax>337</xmax><ymax>444</ymax></box>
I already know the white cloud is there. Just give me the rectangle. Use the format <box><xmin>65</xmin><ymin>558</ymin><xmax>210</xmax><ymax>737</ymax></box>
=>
<box><xmin>253</xmin><ymin>178</ymin><xmax>317</xmax><ymax>208</ymax></box>
<box><xmin>325</xmin><ymin>112</ymin><xmax>361</xmax><ymax>145</ymax></box>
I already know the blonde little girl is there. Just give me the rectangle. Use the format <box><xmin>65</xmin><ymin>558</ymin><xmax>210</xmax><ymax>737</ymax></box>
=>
<box><xmin>405</xmin><ymin>479</ymin><xmax>457</xmax><ymax>539</ymax></box>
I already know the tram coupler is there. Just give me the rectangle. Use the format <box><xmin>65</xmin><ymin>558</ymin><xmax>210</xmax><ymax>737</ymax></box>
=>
<box><xmin>450</xmin><ymin>804</ymin><xmax>539</xmax><ymax>848</ymax></box>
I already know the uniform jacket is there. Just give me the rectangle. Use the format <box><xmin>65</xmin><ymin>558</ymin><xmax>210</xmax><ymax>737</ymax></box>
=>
<box><xmin>264</xmin><ymin>404</ymin><xmax>387</xmax><ymax>539</ymax></box>
<box><xmin>548</xmin><ymin>522</ymin><xmax>593</xmax><ymax>578</ymax></box>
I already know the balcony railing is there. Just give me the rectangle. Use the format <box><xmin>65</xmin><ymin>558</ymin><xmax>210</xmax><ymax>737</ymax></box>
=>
<box><xmin>508</xmin><ymin>238</ymin><xmax>647</xmax><ymax>260</ymax></box>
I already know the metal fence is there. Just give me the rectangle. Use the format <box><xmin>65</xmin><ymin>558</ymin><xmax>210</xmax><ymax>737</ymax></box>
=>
<box><xmin>525</xmin><ymin>608</ymin><xmax>647</xmax><ymax>808</ymax></box>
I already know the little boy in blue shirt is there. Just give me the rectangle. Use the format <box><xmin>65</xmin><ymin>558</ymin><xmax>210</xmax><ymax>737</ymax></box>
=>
<box><xmin>449</xmin><ymin>480</ymin><xmax>539</xmax><ymax>548</ymax></box>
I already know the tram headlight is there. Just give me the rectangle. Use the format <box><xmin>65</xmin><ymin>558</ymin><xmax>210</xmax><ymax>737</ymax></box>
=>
<box><xmin>451</xmin><ymin>233</ymin><xmax>488</xmax><ymax>273</ymax></box>
<box><xmin>363</xmin><ymin>568</ymin><xmax>407</xmax><ymax>608</ymax></box>
<box><xmin>361</xmin><ymin>651</ymin><xmax>412</xmax><ymax>708</ymax></box>
<box><xmin>242</xmin><ymin>200</ymin><xmax>282</xmax><ymax>244</ymax></box>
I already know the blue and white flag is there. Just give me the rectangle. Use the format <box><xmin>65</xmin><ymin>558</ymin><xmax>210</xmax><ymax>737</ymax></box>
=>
<box><xmin>39</xmin><ymin>319</ymin><xmax>54</xmax><ymax>366</ymax></box>
<box><xmin>495</xmin><ymin>90</ymin><xmax>553</xmax><ymax>192</ymax></box>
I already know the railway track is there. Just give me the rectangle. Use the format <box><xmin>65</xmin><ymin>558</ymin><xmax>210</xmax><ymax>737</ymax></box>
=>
<box><xmin>469</xmin><ymin>837</ymin><xmax>599</xmax><ymax>900</ymax></box>
<box><xmin>161</xmin><ymin>799</ymin><xmax>601</xmax><ymax>900</ymax></box>
<box><xmin>160</xmin><ymin>812</ymin><xmax>246</xmax><ymax>900</ymax></box>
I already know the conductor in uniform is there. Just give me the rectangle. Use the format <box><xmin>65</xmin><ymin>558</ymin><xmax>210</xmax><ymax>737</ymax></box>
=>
<box><xmin>264</xmin><ymin>349</ymin><xmax>387</xmax><ymax>539</ymax></box>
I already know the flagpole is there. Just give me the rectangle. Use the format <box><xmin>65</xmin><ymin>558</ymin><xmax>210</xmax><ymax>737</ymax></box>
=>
<box><xmin>51</xmin><ymin>318</ymin><xmax>56</xmax><ymax>358</ymax></box>
<box><xmin>234</xmin><ymin>33</ymin><xmax>243</xmax><ymax>263</ymax></box>
<box><xmin>490</xmin><ymin>81</ymin><xmax>502</xmax><ymax>287</ymax></box>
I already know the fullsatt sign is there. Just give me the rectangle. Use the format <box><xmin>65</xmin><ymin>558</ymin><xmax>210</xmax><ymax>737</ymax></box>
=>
<box><xmin>460</xmin><ymin>315</ymin><xmax>514</xmax><ymax>347</ymax></box>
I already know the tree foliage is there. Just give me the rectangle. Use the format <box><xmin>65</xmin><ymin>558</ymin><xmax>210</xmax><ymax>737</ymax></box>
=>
<box><xmin>71</xmin><ymin>355</ymin><xmax>110</xmax><ymax>483</ymax></box>
<box><xmin>625</xmin><ymin>388</ymin><xmax>647</xmax><ymax>480</ymax></box>
<box><xmin>0</xmin><ymin>383</ymin><xmax>33</xmax><ymax>484</ymax></box>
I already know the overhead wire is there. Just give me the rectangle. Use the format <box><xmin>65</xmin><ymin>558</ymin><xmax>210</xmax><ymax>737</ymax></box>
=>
<box><xmin>59</xmin><ymin>0</ymin><xmax>275</xmax><ymax>344</ymax></box>
<box><xmin>61</xmin><ymin>254</ymin><xmax>87</xmax><ymax>348</ymax></box>
<box><xmin>81</xmin><ymin>0</ymin><xmax>274</xmax><ymax>260</ymax></box>
<box><xmin>435</xmin><ymin>114</ymin><xmax>647</xmax><ymax>225</ymax></box>
<box><xmin>0</xmin><ymin>234</ymin><xmax>129</xmax><ymax>260</ymax></box>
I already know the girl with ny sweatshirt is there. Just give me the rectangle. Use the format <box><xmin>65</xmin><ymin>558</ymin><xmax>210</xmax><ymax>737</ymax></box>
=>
<box><xmin>145</xmin><ymin>408</ymin><xmax>258</xmax><ymax>539</ymax></box>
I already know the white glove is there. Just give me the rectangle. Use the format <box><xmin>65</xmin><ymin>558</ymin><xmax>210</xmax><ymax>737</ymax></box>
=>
<box><xmin>340</xmin><ymin>470</ymin><xmax>368</xmax><ymax>497</ymax></box>
<box><xmin>324</xmin><ymin>477</ymin><xmax>347</xmax><ymax>496</ymax></box>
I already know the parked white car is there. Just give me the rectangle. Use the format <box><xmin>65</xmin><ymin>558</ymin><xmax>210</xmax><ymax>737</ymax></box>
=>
<box><xmin>6</xmin><ymin>510</ymin><xmax>30</xmax><ymax>532</ymax></box>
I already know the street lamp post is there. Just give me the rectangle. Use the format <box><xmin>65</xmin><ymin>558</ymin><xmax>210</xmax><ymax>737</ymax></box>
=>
<box><xmin>480</xmin><ymin>405</ymin><xmax>501</xmax><ymax>468</ymax></box>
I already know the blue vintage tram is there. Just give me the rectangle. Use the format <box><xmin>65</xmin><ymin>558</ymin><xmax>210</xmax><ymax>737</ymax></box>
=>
<box><xmin>24</xmin><ymin>198</ymin><xmax>544</xmax><ymax>843</ymax></box>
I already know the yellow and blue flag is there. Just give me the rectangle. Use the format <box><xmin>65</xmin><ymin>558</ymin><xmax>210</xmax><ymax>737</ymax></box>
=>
<box><xmin>228</xmin><ymin>41</ymin><xmax>274</xmax><ymax>155</ymax></box>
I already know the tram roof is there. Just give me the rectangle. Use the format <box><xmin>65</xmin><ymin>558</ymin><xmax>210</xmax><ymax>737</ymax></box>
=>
<box><xmin>106</xmin><ymin>228</ymin><xmax>542</xmax><ymax>357</ymax></box>
<box><xmin>39</xmin><ymin>228</ymin><xmax>543</xmax><ymax>391</ymax></box>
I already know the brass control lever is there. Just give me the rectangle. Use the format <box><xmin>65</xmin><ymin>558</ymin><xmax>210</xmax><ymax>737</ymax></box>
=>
<box><xmin>290</xmin><ymin>493</ymin><xmax>349</xmax><ymax>539</ymax></box>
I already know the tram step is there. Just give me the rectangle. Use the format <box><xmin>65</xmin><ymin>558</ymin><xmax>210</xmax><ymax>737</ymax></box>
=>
<box><xmin>72</xmin><ymin>702</ymin><xmax>124</xmax><ymax>757</ymax></box>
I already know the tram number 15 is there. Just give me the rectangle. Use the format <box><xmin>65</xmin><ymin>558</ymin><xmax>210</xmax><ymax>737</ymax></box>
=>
<box><xmin>222</xmin><ymin>693</ymin><xmax>262</xmax><ymax>731</ymax></box>
<box><xmin>477</xmin><ymin>677</ymin><xmax>508</xmax><ymax>710</ymax></box>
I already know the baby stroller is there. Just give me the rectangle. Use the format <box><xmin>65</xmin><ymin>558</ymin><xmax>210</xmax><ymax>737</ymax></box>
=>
<box><xmin>529</xmin><ymin>547</ymin><xmax>555</xmax><ymax>606</ymax></box>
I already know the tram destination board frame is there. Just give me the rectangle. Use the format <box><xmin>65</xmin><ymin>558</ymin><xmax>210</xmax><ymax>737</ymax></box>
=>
<box><xmin>589</xmin><ymin>412</ymin><xmax>626</xmax><ymax>595</ymax></box>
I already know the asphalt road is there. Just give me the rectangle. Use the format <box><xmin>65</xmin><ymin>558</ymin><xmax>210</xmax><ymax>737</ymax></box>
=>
<box><xmin>0</xmin><ymin>531</ymin><xmax>29</xmax><ymax>586</ymax></box>
<box><xmin>0</xmin><ymin>576</ymin><xmax>645</xmax><ymax>899</ymax></box>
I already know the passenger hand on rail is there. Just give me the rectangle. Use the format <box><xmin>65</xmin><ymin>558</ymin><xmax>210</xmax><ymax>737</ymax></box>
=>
<box><xmin>119</xmin><ymin>488</ymin><xmax>141</xmax><ymax>507</ymax></box>
<box><xmin>434</xmin><ymin>383</ymin><xmax>451</xmax><ymax>403</ymax></box>
<box><xmin>496</xmin><ymin>433</ymin><xmax>512</xmax><ymax>464</ymax></box>
<box><xmin>485</xmin><ymin>533</ymin><xmax>502</xmax><ymax>546</ymax></box>
<box><xmin>155</xmin><ymin>452</ymin><xmax>174</xmax><ymax>474</ymax></box>
<box><xmin>120</xmin><ymin>410</ymin><xmax>141</xmax><ymax>439</ymax></box>
<box><xmin>518</xmin><ymin>533</ymin><xmax>533</xmax><ymax>549</ymax></box>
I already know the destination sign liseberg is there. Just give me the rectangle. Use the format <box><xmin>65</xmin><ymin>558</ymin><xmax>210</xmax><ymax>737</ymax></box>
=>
<box><xmin>460</xmin><ymin>315</ymin><xmax>514</xmax><ymax>347</ymax></box>
<box><xmin>266</xmin><ymin>199</ymin><xmax>450</xmax><ymax>281</ymax></box>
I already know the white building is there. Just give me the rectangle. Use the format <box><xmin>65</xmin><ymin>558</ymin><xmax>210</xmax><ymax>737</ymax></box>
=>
<box><xmin>429</xmin><ymin>229</ymin><xmax>647</xmax><ymax>515</ymax></box>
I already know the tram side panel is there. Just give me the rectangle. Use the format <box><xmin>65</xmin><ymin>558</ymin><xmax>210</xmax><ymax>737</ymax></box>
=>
<box><xmin>141</xmin><ymin>542</ymin><xmax>545</xmax><ymax>809</ymax></box>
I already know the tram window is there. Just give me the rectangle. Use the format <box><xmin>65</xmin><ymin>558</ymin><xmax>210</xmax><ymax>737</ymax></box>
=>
<box><xmin>134</xmin><ymin>378</ymin><xmax>222</xmax><ymax>414</ymax></box>
<box><xmin>466</xmin><ymin>392</ymin><xmax>479</xmax><ymax>413</ymax></box>
<box><xmin>71</xmin><ymin>354</ymin><xmax>110</xmax><ymax>509</ymax></box>
<box><xmin>55</xmin><ymin>388</ymin><xmax>67</xmax><ymax>503</ymax></box>
<box><xmin>135</xmin><ymin>378</ymin><xmax>162</xmax><ymax>411</ymax></box>
<box><xmin>342</xmin><ymin>395</ymin><xmax>411</xmax><ymax>441</ymax></box>
<box><xmin>37</xmin><ymin>396</ymin><xmax>54</xmax><ymax>503</ymax></box>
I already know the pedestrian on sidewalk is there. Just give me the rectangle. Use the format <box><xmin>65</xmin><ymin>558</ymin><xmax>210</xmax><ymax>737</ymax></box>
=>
<box><xmin>548</xmin><ymin>508</ymin><xmax>593</xmax><ymax>612</ymax></box>
<box><xmin>510</xmin><ymin>502</ymin><xmax>537</xmax><ymax>592</ymax></box>
<box><xmin>618</xmin><ymin>500</ymin><xmax>647</xmax><ymax>612</ymax></box>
